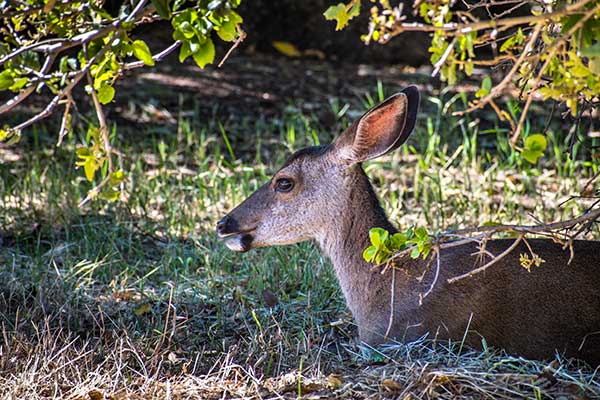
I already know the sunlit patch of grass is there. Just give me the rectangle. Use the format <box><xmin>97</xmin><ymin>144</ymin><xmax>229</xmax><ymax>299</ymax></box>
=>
<box><xmin>0</xmin><ymin>85</ymin><xmax>599</xmax><ymax>398</ymax></box>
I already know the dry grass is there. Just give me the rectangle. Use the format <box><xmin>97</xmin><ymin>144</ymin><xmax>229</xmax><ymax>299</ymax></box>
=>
<box><xmin>2</xmin><ymin>320</ymin><xmax>599</xmax><ymax>399</ymax></box>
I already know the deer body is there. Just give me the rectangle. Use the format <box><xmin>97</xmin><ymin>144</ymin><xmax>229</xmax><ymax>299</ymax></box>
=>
<box><xmin>218</xmin><ymin>86</ymin><xmax>600</xmax><ymax>365</ymax></box>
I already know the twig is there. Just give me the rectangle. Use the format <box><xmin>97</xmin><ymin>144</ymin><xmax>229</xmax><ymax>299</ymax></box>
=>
<box><xmin>56</xmin><ymin>94</ymin><xmax>73</xmax><ymax>146</ymax></box>
<box><xmin>582</xmin><ymin>171</ymin><xmax>600</xmax><ymax>194</ymax></box>
<box><xmin>7</xmin><ymin>42</ymin><xmax>111</xmax><ymax>134</ymax></box>
<box><xmin>0</xmin><ymin>54</ymin><xmax>56</xmax><ymax>115</ymax></box>
<box><xmin>447</xmin><ymin>234</ymin><xmax>524</xmax><ymax>284</ymax></box>
<box><xmin>218</xmin><ymin>27</ymin><xmax>247</xmax><ymax>68</ymax></box>
<box><xmin>419</xmin><ymin>246</ymin><xmax>441</xmax><ymax>305</ymax></box>
<box><xmin>455</xmin><ymin>23</ymin><xmax>542</xmax><ymax>116</ymax></box>
<box><xmin>384</xmin><ymin>267</ymin><xmax>396</xmax><ymax>339</ymax></box>
<box><xmin>379</xmin><ymin>206</ymin><xmax>600</xmax><ymax>285</ymax></box>
<box><xmin>432</xmin><ymin>37</ymin><xmax>458</xmax><ymax>78</ymax></box>
<box><xmin>77</xmin><ymin>176</ymin><xmax>110</xmax><ymax>208</ymax></box>
<box><xmin>122</xmin><ymin>41</ymin><xmax>181</xmax><ymax>71</ymax></box>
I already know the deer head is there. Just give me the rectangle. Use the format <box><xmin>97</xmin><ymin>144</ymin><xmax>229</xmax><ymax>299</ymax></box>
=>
<box><xmin>216</xmin><ymin>86</ymin><xmax>420</xmax><ymax>253</ymax></box>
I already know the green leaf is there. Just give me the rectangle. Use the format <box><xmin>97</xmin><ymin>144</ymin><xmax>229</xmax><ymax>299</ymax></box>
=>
<box><xmin>369</xmin><ymin>227</ymin><xmax>389</xmax><ymax>248</ymax></box>
<box><xmin>109</xmin><ymin>170</ymin><xmax>125</xmax><ymax>186</ymax></box>
<box><xmin>421</xmin><ymin>245</ymin><xmax>431</xmax><ymax>260</ymax></box>
<box><xmin>99</xmin><ymin>187</ymin><xmax>120</xmax><ymax>201</ymax></box>
<box><xmin>414</xmin><ymin>227</ymin><xmax>428</xmax><ymax>239</ymax></box>
<box><xmin>464</xmin><ymin>60</ymin><xmax>474</xmax><ymax>76</ymax></box>
<box><xmin>500</xmin><ymin>36</ymin><xmax>517</xmax><ymax>53</ymax></box>
<box><xmin>525</xmin><ymin>134</ymin><xmax>547</xmax><ymax>152</ymax></box>
<box><xmin>9</xmin><ymin>77</ymin><xmax>28</xmax><ymax>91</ymax></box>
<box><xmin>151</xmin><ymin>0</ymin><xmax>171</xmax><ymax>19</ymax></box>
<box><xmin>0</xmin><ymin>70</ymin><xmax>15</xmax><ymax>91</ymax></box>
<box><xmin>521</xmin><ymin>134</ymin><xmax>547</xmax><ymax>164</ymax></box>
<box><xmin>216</xmin><ymin>11</ymin><xmax>242</xmax><ymax>42</ymax></box>
<box><xmin>363</xmin><ymin>245</ymin><xmax>377</xmax><ymax>262</ymax></box>
<box><xmin>323</xmin><ymin>4</ymin><xmax>349</xmax><ymax>31</ymax></box>
<box><xmin>83</xmin><ymin>158</ymin><xmax>97</xmax><ymax>181</ymax></box>
<box><xmin>76</xmin><ymin>147</ymin><xmax>92</xmax><ymax>158</ymax></box>
<box><xmin>178</xmin><ymin>21</ymin><xmax>196</xmax><ymax>39</ymax></box>
<box><xmin>521</xmin><ymin>149</ymin><xmax>542</xmax><ymax>164</ymax></box>
<box><xmin>132</xmin><ymin>40</ymin><xmax>155</xmax><ymax>66</ymax></box>
<box><xmin>475</xmin><ymin>76</ymin><xmax>492</xmax><ymax>98</ymax></box>
<box><xmin>375</xmin><ymin>249</ymin><xmax>390</xmax><ymax>264</ymax></box>
<box><xmin>348</xmin><ymin>1</ymin><xmax>360</xmax><ymax>18</ymax></box>
<box><xmin>192</xmin><ymin>38</ymin><xmax>215</xmax><ymax>69</ymax></box>
<box><xmin>179</xmin><ymin>41</ymin><xmax>193</xmax><ymax>62</ymax></box>
<box><xmin>390</xmin><ymin>233</ymin><xmax>407</xmax><ymax>250</ymax></box>
<box><xmin>97</xmin><ymin>83</ymin><xmax>115</xmax><ymax>104</ymax></box>
<box><xmin>410</xmin><ymin>247</ymin><xmax>420</xmax><ymax>259</ymax></box>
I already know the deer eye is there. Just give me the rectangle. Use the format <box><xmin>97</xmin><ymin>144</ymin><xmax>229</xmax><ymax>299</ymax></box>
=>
<box><xmin>274</xmin><ymin>178</ymin><xmax>294</xmax><ymax>193</ymax></box>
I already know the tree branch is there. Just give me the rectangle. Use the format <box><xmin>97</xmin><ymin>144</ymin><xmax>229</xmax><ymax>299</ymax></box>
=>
<box><xmin>454</xmin><ymin>23</ymin><xmax>542</xmax><ymax>116</ymax></box>
<box><xmin>380</xmin><ymin>0</ymin><xmax>595</xmax><ymax>42</ymax></box>
<box><xmin>0</xmin><ymin>54</ymin><xmax>57</xmax><ymax>115</ymax></box>
<box><xmin>122</xmin><ymin>41</ymin><xmax>181</xmax><ymax>71</ymax></box>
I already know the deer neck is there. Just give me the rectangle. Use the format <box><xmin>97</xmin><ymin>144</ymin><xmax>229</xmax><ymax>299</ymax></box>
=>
<box><xmin>316</xmin><ymin>166</ymin><xmax>398</xmax><ymax>333</ymax></box>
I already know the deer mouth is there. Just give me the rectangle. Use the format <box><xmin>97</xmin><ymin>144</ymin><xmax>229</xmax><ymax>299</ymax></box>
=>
<box><xmin>216</xmin><ymin>216</ymin><xmax>257</xmax><ymax>252</ymax></box>
<box><xmin>223</xmin><ymin>232</ymin><xmax>254</xmax><ymax>252</ymax></box>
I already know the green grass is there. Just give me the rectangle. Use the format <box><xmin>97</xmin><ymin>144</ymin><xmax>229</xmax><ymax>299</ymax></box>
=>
<box><xmin>1</xmin><ymin>85</ymin><xmax>599</xmax><ymax>399</ymax></box>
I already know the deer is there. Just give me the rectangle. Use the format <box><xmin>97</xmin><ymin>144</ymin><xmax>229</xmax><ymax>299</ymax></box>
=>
<box><xmin>216</xmin><ymin>86</ymin><xmax>600</xmax><ymax>365</ymax></box>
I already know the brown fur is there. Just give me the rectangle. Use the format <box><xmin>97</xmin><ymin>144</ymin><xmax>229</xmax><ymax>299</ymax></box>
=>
<box><xmin>218</xmin><ymin>87</ymin><xmax>600</xmax><ymax>365</ymax></box>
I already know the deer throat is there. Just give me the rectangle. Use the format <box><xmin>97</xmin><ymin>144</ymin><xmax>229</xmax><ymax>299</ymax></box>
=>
<box><xmin>316</xmin><ymin>169</ymin><xmax>397</xmax><ymax>336</ymax></box>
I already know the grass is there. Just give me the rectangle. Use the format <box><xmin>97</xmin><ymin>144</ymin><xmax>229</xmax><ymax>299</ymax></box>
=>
<box><xmin>1</xmin><ymin>82</ymin><xmax>599</xmax><ymax>399</ymax></box>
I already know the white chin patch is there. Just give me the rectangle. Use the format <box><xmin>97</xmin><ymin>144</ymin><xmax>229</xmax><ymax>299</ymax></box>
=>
<box><xmin>225</xmin><ymin>237</ymin><xmax>246</xmax><ymax>252</ymax></box>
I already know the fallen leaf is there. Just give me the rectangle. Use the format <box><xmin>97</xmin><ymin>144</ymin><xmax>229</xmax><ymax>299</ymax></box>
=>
<box><xmin>327</xmin><ymin>373</ymin><xmax>343</xmax><ymax>389</ymax></box>
<box><xmin>381</xmin><ymin>378</ymin><xmax>403</xmax><ymax>391</ymax></box>
<box><xmin>88</xmin><ymin>390</ymin><xmax>103</xmax><ymax>400</ymax></box>
<box><xmin>272</xmin><ymin>41</ymin><xmax>302</xmax><ymax>57</ymax></box>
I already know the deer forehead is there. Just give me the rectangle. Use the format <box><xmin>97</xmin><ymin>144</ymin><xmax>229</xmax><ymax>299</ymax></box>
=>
<box><xmin>274</xmin><ymin>145</ymin><xmax>341</xmax><ymax>179</ymax></box>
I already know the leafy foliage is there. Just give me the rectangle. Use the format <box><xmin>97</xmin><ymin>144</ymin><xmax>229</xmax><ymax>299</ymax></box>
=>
<box><xmin>0</xmin><ymin>0</ymin><xmax>243</xmax><ymax>201</ymax></box>
<box><xmin>521</xmin><ymin>134</ymin><xmax>548</xmax><ymax>164</ymax></box>
<box><xmin>325</xmin><ymin>0</ymin><xmax>600</xmax><ymax>160</ymax></box>
<box><xmin>363</xmin><ymin>226</ymin><xmax>432</xmax><ymax>265</ymax></box>
<box><xmin>323</xmin><ymin>0</ymin><xmax>361</xmax><ymax>31</ymax></box>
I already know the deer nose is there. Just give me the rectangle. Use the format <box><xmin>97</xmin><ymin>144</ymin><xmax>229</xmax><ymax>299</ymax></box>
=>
<box><xmin>216</xmin><ymin>215</ymin><xmax>237</xmax><ymax>236</ymax></box>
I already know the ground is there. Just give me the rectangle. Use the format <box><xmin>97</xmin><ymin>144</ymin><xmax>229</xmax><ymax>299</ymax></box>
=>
<box><xmin>1</xmin><ymin>51</ymin><xmax>599</xmax><ymax>399</ymax></box>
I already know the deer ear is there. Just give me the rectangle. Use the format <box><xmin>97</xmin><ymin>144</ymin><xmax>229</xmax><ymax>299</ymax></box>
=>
<box><xmin>333</xmin><ymin>86</ymin><xmax>419</xmax><ymax>163</ymax></box>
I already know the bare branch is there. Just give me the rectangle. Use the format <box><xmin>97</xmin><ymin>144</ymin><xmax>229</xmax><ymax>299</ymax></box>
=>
<box><xmin>451</xmin><ymin>208</ymin><xmax>600</xmax><ymax>237</ymax></box>
<box><xmin>384</xmin><ymin>267</ymin><xmax>396</xmax><ymax>339</ymax></box>
<box><xmin>454</xmin><ymin>23</ymin><xmax>542</xmax><ymax>116</ymax></box>
<box><xmin>432</xmin><ymin>37</ymin><xmax>458</xmax><ymax>78</ymax></box>
<box><xmin>0</xmin><ymin>54</ymin><xmax>57</xmax><ymax>114</ymax></box>
<box><xmin>447</xmin><ymin>235</ymin><xmax>524</xmax><ymax>284</ymax></box>
<box><xmin>122</xmin><ymin>41</ymin><xmax>182</xmax><ymax>71</ymax></box>
<box><xmin>419</xmin><ymin>246</ymin><xmax>441</xmax><ymax>305</ymax></box>
<box><xmin>218</xmin><ymin>27</ymin><xmax>247</xmax><ymax>68</ymax></box>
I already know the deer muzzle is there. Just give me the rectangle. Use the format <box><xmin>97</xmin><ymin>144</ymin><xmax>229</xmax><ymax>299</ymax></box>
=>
<box><xmin>216</xmin><ymin>215</ymin><xmax>255</xmax><ymax>252</ymax></box>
